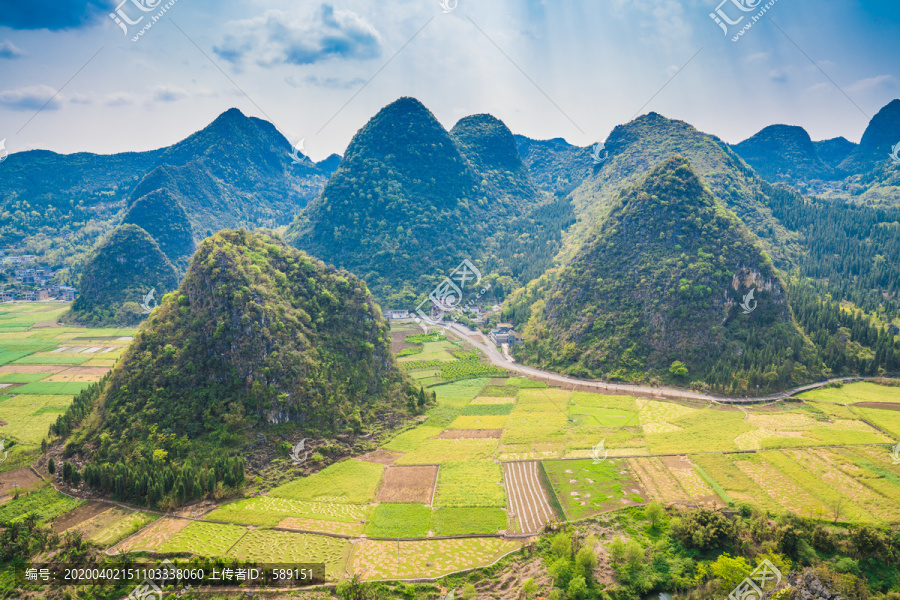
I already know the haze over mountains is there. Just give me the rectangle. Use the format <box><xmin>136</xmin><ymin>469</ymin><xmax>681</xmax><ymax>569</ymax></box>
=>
<box><xmin>3</xmin><ymin>96</ymin><xmax>900</xmax><ymax>392</ymax></box>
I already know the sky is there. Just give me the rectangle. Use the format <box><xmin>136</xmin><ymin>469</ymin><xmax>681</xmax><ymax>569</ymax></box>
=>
<box><xmin>0</xmin><ymin>0</ymin><xmax>898</xmax><ymax>161</ymax></box>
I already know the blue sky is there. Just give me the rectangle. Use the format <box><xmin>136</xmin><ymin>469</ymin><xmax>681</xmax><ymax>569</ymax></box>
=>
<box><xmin>0</xmin><ymin>0</ymin><xmax>897</xmax><ymax>160</ymax></box>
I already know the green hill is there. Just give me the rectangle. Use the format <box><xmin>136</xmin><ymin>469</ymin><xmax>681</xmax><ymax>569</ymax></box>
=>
<box><xmin>839</xmin><ymin>99</ymin><xmax>900</xmax><ymax>174</ymax></box>
<box><xmin>561</xmin><ymin>113</ymin><xmax>800</xmax><ymax>269</ymax></box>
<box><xmin>732</xmin><ymin>124</ymin><xmax>837</xmax><ymax>183</ymax></box>
<box><xmin>91</xmin><ymin>229</ymin><xmax>417</xmax><ymax>442</ymax></box>
<box><xmin>450</xmin><ymin>114</ymin><xmax>539</xmax><ymax>204</ymax></box>
<box><xmin>514</xmin><ymin>135</ymin><xmax>593</xmax><ymax>196</ymax></box>
<box><xmin>65</xmin><ymin>230</ymin><xmax>423</xmax><ymax>506</ymax></box>
<box><xmin>64</xmin><ymin>224</ymin><xmax>179</xmax><ymax>326</ymax></box>
<box><xmin>516</xmin><ymin>157</ymin><xmax>823</xmax><ymax>393</ymax></box>
<box><xmin>122</xmin><ymin>187</ymin><xmax>196</xmax><ymax>270</ymax></box>
<box><xmin>286</xmin><ymin>97</ymin><xmax>559</xmax><ymax>307</ymax></box>
<box><xmin>814</xmin><ymin>136</ymin><xmax>857</xmax><ymax>168</ymax></box>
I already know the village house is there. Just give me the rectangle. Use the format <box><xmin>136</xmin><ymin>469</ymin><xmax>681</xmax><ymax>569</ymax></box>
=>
<box><xmin>385</xmin><ymin>309</ymin><xmax>410</xmax><ymax>319</ymax></box>
<box><xmin>489</xmin><ymin>322</ymin><xmax>521</xmax><ymax>346</ymax></box>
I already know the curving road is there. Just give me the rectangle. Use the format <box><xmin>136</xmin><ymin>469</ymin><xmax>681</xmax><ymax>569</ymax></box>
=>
<box><xmin>435</xmin><ymin>322</ymin><xmax>868</xmax><ymax>405</ymax></box>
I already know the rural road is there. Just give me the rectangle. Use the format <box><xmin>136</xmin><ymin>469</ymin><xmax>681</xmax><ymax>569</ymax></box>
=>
<box><xmin>432</xmin><ymin>321</ymin><xmax>869</xmax><ymax>405</ymax></box>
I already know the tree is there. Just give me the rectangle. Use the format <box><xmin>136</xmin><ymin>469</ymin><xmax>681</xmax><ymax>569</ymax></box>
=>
<box><xmin>522</xmin><ymin>578</ymin><xmax>538</xmax><ymax>599</ymax></box>
<box><xmin>669</xmin><ymin>360</ymin><xmax>689</xmax><ymax>378</ymax></box>
<box><xmin>624</xmin><ymin>540</ymin><xmax>644</xmax><ymax>572</ymax></box>
<box><xmin>48</xmin><ymin>458</ymin><xmax>56</xmax><ymax>475</ymax></box>
<box><xmin>645</xmin><ymin>501</ymin><xmax>664</xmax><ymax>528</ymax></box>
<box><xmin>708</xmin><ymin>554</ymin><xmax>751</xmax><ymax>593</ymax></box>
<box><xmin>550</xmin><ymin>532</ymin><xmax>572</xmax><ymax>558</ymax></box>
<box><xmin>460</xmin><ymin>584</ymin><xmax>476</xmax><ymax>600</ymax></box>
<box><xmin>548</xmin><ymin>557</ymin><xmax>572</xmax><ymax>587</ymax></box>
<box><xmin>574</xmin><ymin>547</ymin><xmax>597</xmax><ymax>579</ymax></box>
<box><xmin>567</xmin><ymin>575</ymin><xmax>588</xmax><ymax>600</ymax></box>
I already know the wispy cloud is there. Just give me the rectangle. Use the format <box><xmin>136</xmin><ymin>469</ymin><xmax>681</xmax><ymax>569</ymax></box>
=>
<box><xmin>151</xmin><ymin>85</ymin><xmax>188</xmax><ymax>102</ymax></box>
<box><xmin>287</xmin><ymin>74</ymin><xmax>368</xmax><ymax>89</ymax></box>
<box><xmin>213</xmin><ymin>4</ymin><xmax>382</xmax><ymax>68</ymax></box>
<box><xmin>0</xmin><ymin>85</ymin><xmax>62</xmax><ymax>111</ymax></box>
<box><xmin>846</xmin><ymin>74</ymin><xmax>897</xmax><ymax>95</ymax></box>
<box><xmin>0</xmin><ymin>0</ymin><xmax>109</xmax><ymax>31</ymax></box>
<box><xmin>0</xmin><ymin>40</ymin><xmax>27</xmax><ymax>59</ymax></box>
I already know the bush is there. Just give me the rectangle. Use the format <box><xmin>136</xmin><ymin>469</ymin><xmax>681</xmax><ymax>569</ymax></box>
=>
<box><xmin>671</xmin><ymin>509</ymin><xmax>735</xmax><ymax>551</ymax></box>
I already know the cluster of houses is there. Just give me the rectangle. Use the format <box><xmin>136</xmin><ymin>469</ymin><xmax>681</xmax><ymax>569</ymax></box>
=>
<box><xmin>0</xmin><ymin>252</ymin><xmax>76</xmax><ymax>303</ymax></box>
<box><xmin>0</xmin><ymin>285</ymin><xmax>77</xmax><ymax>303</ymax></box>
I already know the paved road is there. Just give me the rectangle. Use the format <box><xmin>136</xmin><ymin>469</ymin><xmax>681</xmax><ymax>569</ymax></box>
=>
<box><xmin>436</xmin><ymin>322</ymin><xmax>868</xmax><ymax>404</ymax></box>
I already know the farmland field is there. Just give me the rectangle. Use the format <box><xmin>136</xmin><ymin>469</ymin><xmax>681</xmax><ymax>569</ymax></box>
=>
<box><xmin>348</xmin><ymin>538</ymin><xmax>521</xmax><ymax>580</ymax></box>
<box><xmin>159</xmin><ymin>521</ymin><xmax>247</xmax><ymax>556</ymax></box>
<box><xmin>503</xmin><ymin>461</ymin><xmax>556</xmax><ymax>534</ymax></box>
<box><xmin>543</xmin><ymin>458</ymin><xmax>644</xmax><ymax>520</ymax></box>
<box><xmin>270</xmin><ymin>458</ymin><xmax>384</xmax><ymax>504</ymax></box>
<box><xmin>433</xmin><ymin>461</ymin><xmax>505</xmax><ymax>507</ymax></box>
<box><xmin>226</xmin><ymin>530</ymin><xmax>350</xmax><ymax>578</ymax></box>
<box><xmin>205</xmin><ymin>496</ymin><xmax>370</xmax><ymax>527</ymax></box>
<box><xmin>364</xmin><ymin>503</ymin><xmax>432</xmax><ymax>538</ymax></box>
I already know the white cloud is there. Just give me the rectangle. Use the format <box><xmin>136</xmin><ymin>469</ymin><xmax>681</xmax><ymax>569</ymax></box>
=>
<box><xmin>846</xmin><ymin>74</ymin><xmax>897</xmax><ymax>95</ymax></box>
<box><xmin>214</xmin><ymin>5</ymin><xmax>382</xmax><ymax>68</ymax></box>
<box><xmin>151</xmin><ymin>85</ymin><xmax>189</xmax><ymax>102</ymax></box>
<box><xmin>0</xmin><ymin>85</ymin><xmax>61</xmax><ymax>111</ymax></box>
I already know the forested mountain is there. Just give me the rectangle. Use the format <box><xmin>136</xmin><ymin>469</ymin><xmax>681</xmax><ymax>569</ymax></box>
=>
<box><xmin>839</xmin><ymin>99</ymin><xmax>900</xmax><ymax>174</ymax></box>
<box><xmin>0</xmin><ymin>108</ymin><xmax>330</xmax><ymax>279</ymax></box>
<box><xmin>514</xmin><ymin>157</ymin><xmax>822</xmax><ymax>393</ymax></box>
<box><xmin>559</xmin><ymin>112</ymin><xmax>800</xmax><ymax>269</ymax></box>
<box><xmin>63</xmin><ymin>224</ymin><xmax>179</xmax><ymax>326</ymax></box>
<box><xmin>316</xmin><ymin>153</ymin><xmax>343</xmax><ymax>176</ymax></box>
<box><xmin>65</xmin><ymin>229</ymin><xmax>422</xmax><ymax>507</ymax></box>
<box><xmin>514</xmin><ymin>135</ymin><xmax>593</xmax><ymax>196</ymax></box>
<box><xmin>731</xmin><ymin>124</ymin><xmax>837</xmax><ymax>183</ymax></box>
<box><xmin>122</xmin><ymin>187</ymin><xmax>196</xmax><ymax>270</ymax></box>
<box><xmin>286</xmin><ymin>97</ymin><xmax>565</xmax><ymax>307</ymax></box>
<box><xmin>814</xmin><ymin>136</ymin><xmax>857</xmax><ymax>168</ymax></box>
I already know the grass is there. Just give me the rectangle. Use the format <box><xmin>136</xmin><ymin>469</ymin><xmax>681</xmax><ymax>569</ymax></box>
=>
<box><xmin>799</xmin><ymin>381</ymin><xmax>900</xmax><ymax>404</ymax></box>
<box><xmin>433</xmin><ymin>461</ymin><xmax>506</xmax><ymax>508</ymax></box>
<box><xmin>435</xmin><ymin>379</ymin><xmax>492</xmax><ymax>400</ymax></box>
<box><xmin>568</xmin><ymin>405</ymin><xmax>638</xmax><ymax>427</ymax></box>
<box><xmin>461</xmin><ymin>403</ymin><xmax>514</xmax><ymax>416</ymax></box>
<box><xmin>0</xmin><ymin>487</ymin><xmax>85</xmax><ymax>524</ymax></box>
<box><xmin>398</xmin><ymin>340</ymin><xmax>458</xmax><ymax>363</ymax></box>
<box><xmin>206</xmin><ymin>496</ymin><xmax>369</xmax><ymax>526</ymax></box>
<box><xmin>11</xmin><ymin>355</ymin><xmax>90</xmax><ymax>365</ymax></box>
<box><xmin>11</xmin><ymin>381</ymin><xmax>91</xmax><ymax>395</ymax></box>
<box><xmin>364</xmin><ymin>503</ymin><xmax>432</xmax><ymax>538</ymax></box>
<box><xmin>851</xmin><ymin>406</ymin><xmax>900</xmax><ymax>438</ymax></box>
<box><xmin>270</xmin><ymin>459</ymin><xmax>384</xmax><ymax>504</ymax></box>
<box><xmin>645</xmin><ymin>409</ymin><xmax>753</xmax><ymax>454</ymax></box>
<box><xmin>424</xmin><ymin>405</ymin><xmax>462</xmax><ymax>428</ymax></box>
<box><xmin>432</xmin><ymin>507</ymin><xmax>507</xmax><ymax>535</ymax></box>
<box><xmin>0</xmin><ymin>372</ymin><xmax>52</xmax><ymax>383</ymax></box>
<box><xmin>159</xmin><ymin>521</ymin><xmax>247</xmax><ymax>556</ymax></box>
<box><xmin>479</xmin><ymin>385</ymin><xmax>520</xmax><ymax>397</ymax></box>
<box><xmin>394</xmin><ymin>439</ymin><xmax>499</xmax><ymax>465</ymax></box>
<box><xmin>447</xmin><ymin>415</ymin><xmax>508</xmax><ymax>429</ymax></box>
<box><xmin>0</xmin><ymin>394</ymin><xmax>73</xmax><ymax>444</ymax></box>
<box><xmin>506</xmin><ymin>377</ymin><xmax>548</xmax><ymax>388</ymax></box>
<box><xmin>692</xmin><ymin>463</ymin><xmax>733</xmax><ymax>505</ymax></box>
<box><xmin>382</xmin><ymin>426</ymin><xmax>442</xmax><ymax>453</ymax></box>
<box><xmin>543</xmin><ymin>458</ymin><xmax>636</xmax><ymax>520</ymax></box>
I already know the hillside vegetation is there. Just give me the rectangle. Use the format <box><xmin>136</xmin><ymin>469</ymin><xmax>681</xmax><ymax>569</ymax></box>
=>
<box><xmin>64</xmin><ymin>224</ymin><xmax>179</xmax><ymax>326</ymax></box>
<box><xmin>516</xmin><ymin>157</ymin><xmax>823</xmax><ymax>393</ymax></box>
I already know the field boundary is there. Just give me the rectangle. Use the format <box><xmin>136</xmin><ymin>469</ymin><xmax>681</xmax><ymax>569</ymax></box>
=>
<box><xmin>536</xmin><ymin>460</ymin><xmax>565</xmax><ymax>521</ymax></box>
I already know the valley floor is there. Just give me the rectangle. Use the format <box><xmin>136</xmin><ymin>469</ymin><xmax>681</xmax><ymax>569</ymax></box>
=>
<box><xmin>3</xmin><ymin>305</ymin><xmax>900</xmax><ymax>585</ymax></box>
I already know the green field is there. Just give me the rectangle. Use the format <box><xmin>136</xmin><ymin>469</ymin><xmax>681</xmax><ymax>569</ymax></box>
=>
<box><xmin>0</xmin><ymin>487</ymin><xmax>85</xmax><ymax>524</ymax></box>
<box><xmin>364</xmin><ymin>503</ymin><xmax>432</xmax><ymax>538</ymax></box>
<box><xmin>160</xmin><ymin>521</ymin><xmax>248</xmax><ymax>555</ymax></box>
<box><xmin>0</xmin><ymin>394</ymin><xmax>73</xmax><ymax>444</ymax></box>
<box><xmin>543</xmin><ymin>459</ymin><xmax>637</xmax><ymax>520</ymax></box>
<box><xmin>270</xmin><ymin>459</ymin><xmax>384</xmax><ymax>504</ymax></box>
<box><xmin>206</xmin><ymin>496</ymin><xmax>370</xmax><ymax>527</ymax></box>
<box><xmin>11</xmin><ymin>381</ymin><xmax>91</xmax><ymax>395</ymax></box>
<box><xmin>431</xmin><ymin>507</ymin><xmax>508</xmax><ymax>535</ymax></box>
<box><xmin>226</xmin><ymin>530</ymin><xmax>349</xmax><ymax>577</ymax></box>
<box><xmin>433</xmin><ymin>461</ymin><xmax>506</xmax><ymax>508</ymax></box>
